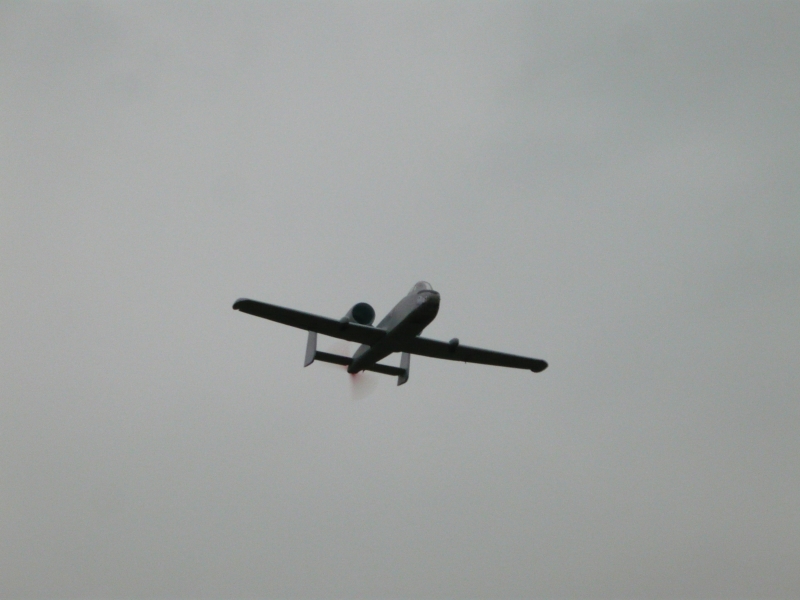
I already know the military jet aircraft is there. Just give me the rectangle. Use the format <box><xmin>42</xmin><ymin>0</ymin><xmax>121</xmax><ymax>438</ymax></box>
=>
<box><xmin>232</xmin><ymin>281</ymin><xmax>547</xmax><ymax>386</ymax></box>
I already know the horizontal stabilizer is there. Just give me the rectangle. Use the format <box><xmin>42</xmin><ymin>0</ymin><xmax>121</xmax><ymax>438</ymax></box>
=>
<box><xmin>305</xmin><ymin>331</ymin><xmax>353</xmax><ymax>367</ymax></box>
<box><xmin>364</xmin><ymin>362</ymin><xmax>405</xmax><ymax>377</ymax></box>
<box><xmin>314</xmin><ymin>351</ymin><xmax>352</xmax><ymax>367</ymax></box>
<box><xmin>304</xmin><ymin>331</ymin><xmax>408</xmax><ymax>383</ymax></box>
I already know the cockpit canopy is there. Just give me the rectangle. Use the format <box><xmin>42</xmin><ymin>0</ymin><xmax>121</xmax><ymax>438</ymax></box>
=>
<box><xmin>408</xmin><ymin>281</ymin><xmax>433</xmax><ymax>295</ymax></box>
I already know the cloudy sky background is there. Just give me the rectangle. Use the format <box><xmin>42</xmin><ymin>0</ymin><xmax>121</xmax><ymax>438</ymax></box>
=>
<box><xmin>2</xmin><ymin>1</ymin><xmax>799</xmax><ymax>597</ymax></box>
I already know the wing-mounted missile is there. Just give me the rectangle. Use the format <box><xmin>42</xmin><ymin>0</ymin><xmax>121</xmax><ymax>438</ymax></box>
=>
<box><xmin>340</xmin><ymin>302</ymin><xmax>375</xmax><ymax>327</ymax></box>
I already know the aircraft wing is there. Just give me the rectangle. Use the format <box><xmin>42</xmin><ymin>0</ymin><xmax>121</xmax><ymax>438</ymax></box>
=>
<box><xmin>233</xmin><ymin>298</ymin><xmax>385</xmax><ymax>346</ymax></box>
<box><xmin>396</xmin><ymin>336</ymin><xmax>548</xmax><ymax>372</ymax></box>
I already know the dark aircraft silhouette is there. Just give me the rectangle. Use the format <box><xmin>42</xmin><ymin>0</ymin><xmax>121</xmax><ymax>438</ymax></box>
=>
<box><xmin>233</xmin><ymin>281</ymin><xmax>547</xmax><ymax>386</ymax></box>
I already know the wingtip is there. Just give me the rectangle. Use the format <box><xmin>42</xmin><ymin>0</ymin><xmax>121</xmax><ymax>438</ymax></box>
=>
<box><xmin>531</xmin><ymin>360</ymin><xmax>548</xmax><ymax>373</ymax></box>
<box><xmin>232</xmin><ymin>298</ymin><xmax>248</xmax><ymax>310</ymax></box>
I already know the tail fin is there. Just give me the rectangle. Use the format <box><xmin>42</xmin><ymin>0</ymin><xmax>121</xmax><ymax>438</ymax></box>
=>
<box><xmin>304</xmin><ymin>331</ymin><xmax>352</xmax><ymax>367</ymax></box>
<box><xmin>398</xmin><ymin>352</ymin><xmax>410</xmax><ymax>386</ymax></box>
<box><xmin>304</xmin><ymin>331</ymin><xmax>318</xmax><ymax>366</ymax></box>
<box><xmin>304</xmin><ymin>331</ymin><xmax>409</xmax><ymax>385</ymax></box>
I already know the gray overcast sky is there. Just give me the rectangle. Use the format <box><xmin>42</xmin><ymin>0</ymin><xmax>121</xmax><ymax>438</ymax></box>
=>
<box><xmin>1</xmin><ymin>2</ymin><xmax>799</xmax><ymax>598</ymax></box>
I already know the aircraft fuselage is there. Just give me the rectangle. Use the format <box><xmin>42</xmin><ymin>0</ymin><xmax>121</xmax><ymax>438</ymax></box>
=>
<box><xmin>348</xmin><ymin>286</ymin><xmax>440</xmax><ymax>373</ymax></box>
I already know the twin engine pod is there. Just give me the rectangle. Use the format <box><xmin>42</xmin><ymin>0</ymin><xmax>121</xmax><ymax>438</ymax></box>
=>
<box><xmin>341</xmin><ymin>302</ymin><xmax>375</xmax><ymax>326</ymax></box>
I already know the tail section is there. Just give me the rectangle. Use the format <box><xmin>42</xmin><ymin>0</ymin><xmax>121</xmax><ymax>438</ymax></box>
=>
<box><xmin>303</xmin><ymin>331</ymin><xmax>409</xmax><ymax>384</ymax></box>
<box><xmin>304</xmin><ymin>331</ymin><xmax>351</xmax><ymax>367</ymax></box>
<box><xmin>398</xmin><ymin>352</ymin><xmax>410</xmax><ymax>386</ymax></box>
<box><xmin>304</xmin><ymin>331</ymin><xmax>318</xmax><ymax>366</ymax></box>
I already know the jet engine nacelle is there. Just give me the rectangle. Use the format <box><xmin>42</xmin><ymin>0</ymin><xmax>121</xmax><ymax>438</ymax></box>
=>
<box><xmin>342</xmin><ymin>302</ymin><xmax>375</xmax><ymax>326</ymax></box>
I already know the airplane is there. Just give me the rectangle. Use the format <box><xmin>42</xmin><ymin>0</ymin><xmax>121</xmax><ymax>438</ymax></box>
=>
<box><xmin>232</xmin><ymin>281</ymin><xmax>547</xmax><ymax>386</ymax></box>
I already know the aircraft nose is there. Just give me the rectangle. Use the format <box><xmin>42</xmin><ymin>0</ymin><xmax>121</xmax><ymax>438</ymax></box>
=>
<box><xmin>415</xmin><ymin>290</ymin><xmax>439</xmax><ymax>307</ymax></box>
